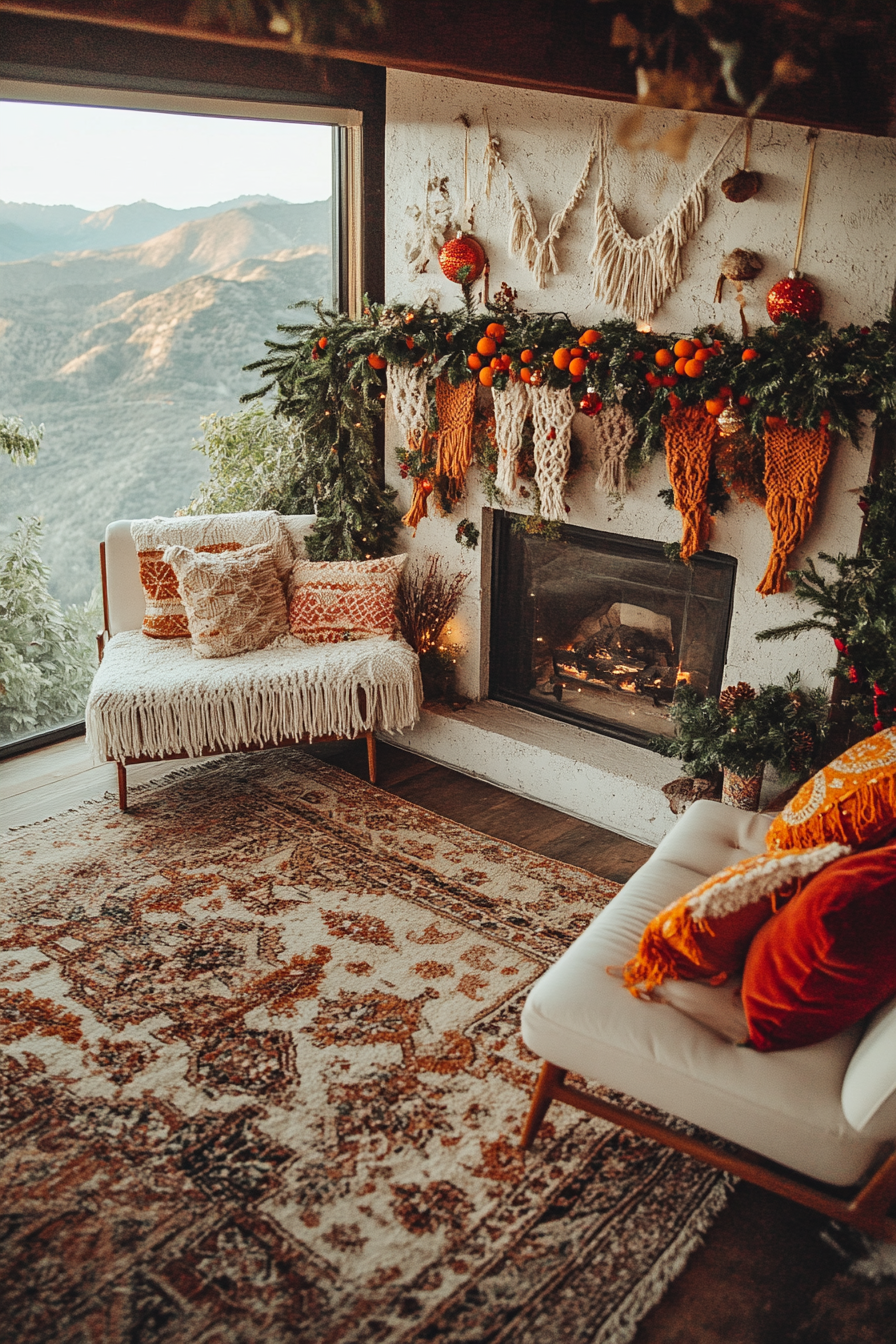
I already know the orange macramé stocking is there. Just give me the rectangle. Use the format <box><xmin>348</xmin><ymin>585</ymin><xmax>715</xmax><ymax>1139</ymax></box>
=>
<box><xmin>757</xmin><ymin>424</ymin><xmax>830</xmax><ymax>596</ymax></box>
<box><xmin>662</xmin><ymin>404</ymin><xmax>716</xmax><ymax>561</ymax></box>
<box><xmin>435</xmin><ymin>377</ymin><xmax>476</xmax><ymax>486</ymax></box>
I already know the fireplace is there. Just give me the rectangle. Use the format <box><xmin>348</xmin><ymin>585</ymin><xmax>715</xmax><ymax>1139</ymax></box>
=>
<box><xmin>488</xmin><ymin>514</ymin><xmax>737</xmax><ymax>747</ymax></box>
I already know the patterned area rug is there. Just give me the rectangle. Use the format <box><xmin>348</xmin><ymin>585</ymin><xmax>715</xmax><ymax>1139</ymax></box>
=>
<box><xmin>0</xmin><ymin>749</ymin><xmax>731</xmax><ymax>1344</ymax></box>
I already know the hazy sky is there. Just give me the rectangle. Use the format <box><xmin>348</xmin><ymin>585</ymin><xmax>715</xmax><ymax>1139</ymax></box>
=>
<box><xmin>0</xmin><ymin>99</ymin><xmax>333</xmax><ymax>209</ymax></box>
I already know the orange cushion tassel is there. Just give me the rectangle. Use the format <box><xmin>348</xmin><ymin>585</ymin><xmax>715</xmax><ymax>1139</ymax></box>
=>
<box><xmin>662</xmin><ymin>405</ymin><xmax>716</xmax><ymax>562</ymax></box>
<box><xmin>757</xmin><ymin>424</ymin><xmax>831</xmax><ymax>596</ymax></box>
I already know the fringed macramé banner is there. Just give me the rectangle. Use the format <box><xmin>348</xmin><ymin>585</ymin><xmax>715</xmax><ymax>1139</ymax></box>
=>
<box><xmin>663</xmin><ymin>404</ymin><xmax>717</xmax><ymax>561</ymax></box>
<box><xmin>590</xmin><ymin>119</ymin><xmax>739</xmax><ymax>322</ymax></box>
<box><xmin>757</xmin><ymin>425</ymin><xmax>831</xmax><ymax>596</ymax></box>
<box><xmin>484</xmin><ymin>114</ymin><xmax>597</xmax><ymax>289</ymax></box>
<box><xmin>493</xmin><ymin>379</ymin><xmax>530</xmax><ymax>497</ymax></box>
<box><xmin>528</xmin><ymin>384</ymin><xmax>576</xmax><ymax>522</ymax></box>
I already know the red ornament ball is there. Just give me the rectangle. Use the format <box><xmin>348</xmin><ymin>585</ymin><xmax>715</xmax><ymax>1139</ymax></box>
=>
<box><xmin>438</xmin><ymin>234</ymin><xmax>486</xmax><ymax>286</ymax></box>
<box><xmin>766</xmin><ymin>274</ymin><xmax>822</xmax><ymax>323</ymax></box>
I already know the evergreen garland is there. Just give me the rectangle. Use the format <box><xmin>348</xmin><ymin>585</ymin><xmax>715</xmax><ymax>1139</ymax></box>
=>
<box><xmin>243</xmin><ymin>302</ymin><xmax>400</xmax><ymax>561</ymax></box>
<box><xmin>244</xmin><ymin>298</ymin><xmax>896</xmax><ymax>557</ymax></box>
<box><xmin>756</xmin><ymin>462</ymin><xmax>896</xmax><ymax>732</ymax></box>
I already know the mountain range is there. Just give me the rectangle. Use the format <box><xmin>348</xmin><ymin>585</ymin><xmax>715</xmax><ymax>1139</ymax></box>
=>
<box><xmin>0</xmin><ymin>198</ymin><xmax>332</xmax><ymax>608</ymax></box>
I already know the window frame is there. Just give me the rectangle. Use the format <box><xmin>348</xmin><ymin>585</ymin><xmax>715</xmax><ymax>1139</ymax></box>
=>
<box><xmin>0</xmin><ymin>75</ymin><xmax>363</xmax><ymax>758</ymax></box>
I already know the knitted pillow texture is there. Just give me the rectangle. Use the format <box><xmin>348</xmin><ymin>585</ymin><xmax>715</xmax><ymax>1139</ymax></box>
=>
<box><xmin>288</xmin><ymin>554</ymin><xmax>406</xmax><ymax>644</ymax></box>
<box><xmin>743</xmin><ymin>842</ymin><xmax>896</xmax><ymax>1052</ymax></box>
<box><xmin>163</xmin><ymin>543</ymin><xmax>288</xmax><ymax>659</ymax></box>
<box><xmin>620</xmin><ymin>842</ymin><xmax>850</xmax><ymax>996</ymax></box>
<box><xmin>765</xmin><ymin>727</ymin><xmax>896</xmax><ymax>853</ymax></box>
<box><xmin>132</xmin><ymin>513</ymin><xmax>294</xmax><ymax>639</ymax></box>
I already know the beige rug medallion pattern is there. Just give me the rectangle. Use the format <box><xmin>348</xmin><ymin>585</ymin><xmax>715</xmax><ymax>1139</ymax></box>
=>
<box><xmin>0</xmin><ymin>750</ymin><xmax>731</xmax><ymax>1343</ymax></box>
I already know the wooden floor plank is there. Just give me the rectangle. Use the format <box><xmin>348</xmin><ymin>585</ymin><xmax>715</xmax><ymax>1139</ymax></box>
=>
<box><xmin>1</xmin><ymin>735</ymin><xmax>653</xmax><ymax>881</ymax></box>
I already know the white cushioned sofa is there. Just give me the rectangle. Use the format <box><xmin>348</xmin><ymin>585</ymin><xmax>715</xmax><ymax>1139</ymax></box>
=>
<box><xmin>87</xmin><ymin>517</ymin><xmax>422</xmax><ymax>808</ymax></box>
<box><xmin>520</xmin><ymin>799</ymin><xmax>896</xmax><ymax>1239</ymax></box>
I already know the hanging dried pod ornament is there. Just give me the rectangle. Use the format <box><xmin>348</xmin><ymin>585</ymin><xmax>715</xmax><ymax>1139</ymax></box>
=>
<box><xmin>714</xmin><ymin>248</ymin><xmax>763</xmax><ymax>338</ymax></box>
<box><xmin>721</xmin><ymin>119</ymin><xmax>762</xmax><ymax>203</ymax></box>
<box><xmin>766</xmin><ymin>128</ymin><xmax>823</xmax><ymax>324</ymax></box>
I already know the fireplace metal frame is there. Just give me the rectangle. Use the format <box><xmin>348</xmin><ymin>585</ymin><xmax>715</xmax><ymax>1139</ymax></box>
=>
<box><xmin>488</xmin><ymin>512</ymin><xmax>737</xmax><ymax>749</ymax></box>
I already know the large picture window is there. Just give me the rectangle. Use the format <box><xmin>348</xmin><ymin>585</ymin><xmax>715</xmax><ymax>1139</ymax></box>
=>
<box><xmin>0</xmin><ymin>83</ymin><xmax>360</xmax><ymax>754</ymax></box>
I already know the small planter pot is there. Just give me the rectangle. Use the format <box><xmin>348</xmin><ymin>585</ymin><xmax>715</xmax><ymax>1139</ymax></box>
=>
<box><xmin>721</xmin><ymin>766</ymin><xmax>764</xmax><ymax>811</ymax></box>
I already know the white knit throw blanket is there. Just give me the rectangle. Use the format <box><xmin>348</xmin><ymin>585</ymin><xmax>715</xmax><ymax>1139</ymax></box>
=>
<box><xmin>528</xmin><ymin>385</ymin><xmax>576</xmax><ymax>522</ymax></box>
<box><xmin>590</xmin><ymin>118</ymin><xmax>739</xmax><ymax>322</ymax></box>
<box><xmin>86</xmin><ymin>632</ymin><xmax>422</xmax><ymax>764</ymax></box>
<box><xmin>484</xmin><ymin>121</ymin><xmax>597</xmax><ymax>289</ymax></box>
<box><xmin>493</xmin><ymin>379</ymin><xmax>530</xmax><ymax>497</ymax></box>
<box><xmin>593</xmin><ymin>403</ymin><xmax>638</xmax><ymax>496</ymax></box>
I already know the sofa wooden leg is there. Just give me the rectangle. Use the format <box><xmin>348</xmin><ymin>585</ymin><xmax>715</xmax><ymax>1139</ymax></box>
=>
<box><xmin>116</xmin><ymin>762</ymin><xmax>128</xmax><ymax>812</ymax></box>
<box><xmin>520</xmin><ymin>1061</ymin><xmax>567</xmax><ymax>1150</ymax></box>
<box><xmin>366</xmin><ymin>732</ymin><xmax>377</xmax><ymax>784</ymax></box>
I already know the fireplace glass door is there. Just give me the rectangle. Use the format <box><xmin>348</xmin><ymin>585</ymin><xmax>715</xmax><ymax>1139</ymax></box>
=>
<box><xmin>489</xmin><ymin>514</ymin><xmax>736</xmax><ymax>747</ymax></box>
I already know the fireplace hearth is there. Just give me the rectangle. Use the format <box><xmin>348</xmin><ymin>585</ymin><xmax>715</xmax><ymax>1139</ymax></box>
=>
<box><xmin>489</xmin><ymin>514</ymin><xmax>736</xmax><ymax>747</ymax></box>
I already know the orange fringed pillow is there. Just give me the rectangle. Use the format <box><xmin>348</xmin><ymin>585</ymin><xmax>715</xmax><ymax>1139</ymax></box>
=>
<box><xmin>765</xmin><ymin>728</ymin><xmax>896</xmax><ymax>854</ymax></box>
<box><xmin>620</xmin><ymin>843</ymin><xmax>849</xmax><ymax>997</ymax></box>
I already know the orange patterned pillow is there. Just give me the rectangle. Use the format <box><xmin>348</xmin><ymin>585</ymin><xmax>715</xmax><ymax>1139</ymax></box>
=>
<box><xmin>131</xmin><ymin>513</ymin><xmax>294</xmax><ymax>639</ymax></box>
<box><xmin>765</xmin><ymin>728</ymin><xmax>896</xmax><ymax>853</ymax></box>
<box><xmin>288</xmin><ymin>555</ymin><xmax>406</xmax><ymax>644</ymax></box>
<box><xmin>620</xmin><ymin>843</ymin><xmax>849</xmax><ymax>996</ymax></box>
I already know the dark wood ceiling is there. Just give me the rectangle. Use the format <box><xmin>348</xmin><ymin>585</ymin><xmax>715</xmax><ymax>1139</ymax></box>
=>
<box><xmin>1</xmin><ymin>0</ymin><xmax>894</xmax><ymax>137</ymax></box>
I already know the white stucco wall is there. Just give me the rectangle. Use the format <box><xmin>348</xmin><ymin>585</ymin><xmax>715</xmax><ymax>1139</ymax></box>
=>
<box><xmin>382</xmin><ymin>71</ymin><xmax>896</xmax><ymax>840</ymax></box>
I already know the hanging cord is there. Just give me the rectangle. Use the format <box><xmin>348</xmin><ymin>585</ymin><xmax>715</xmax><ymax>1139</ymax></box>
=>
<box><xmin>792</xmin><ymin>127</ymin><xmax>819</xmax><ymax>275</ymax></box>
<box><xmin>742</xmin><ymin>117</ymin><xmax>753</xmax><ymax>172</ymax></box>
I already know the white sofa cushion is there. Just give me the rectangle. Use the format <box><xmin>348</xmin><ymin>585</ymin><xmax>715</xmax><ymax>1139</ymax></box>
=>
<box><xmin>521</xmin><ymin>800</ymin><xmax>885</xmax><ymax>1187</ymax></box>
<box><xmin>842</xmin><ymin>995</ymin><xmax>896</xmax><ymax>1139</ymax></box>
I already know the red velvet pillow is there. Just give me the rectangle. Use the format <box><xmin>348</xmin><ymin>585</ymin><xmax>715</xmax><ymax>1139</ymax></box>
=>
<box><xmin>742</xmin><ymin>842</ymin><xmax>896</xmax><ymax>1052</ymax></box>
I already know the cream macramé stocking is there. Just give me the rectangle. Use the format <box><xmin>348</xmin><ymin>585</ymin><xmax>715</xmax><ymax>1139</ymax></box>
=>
<box><xmin>528</xmin><ymin>384</ymin><xmax>576</xmax><ymax>522</ymax></box>
<box><xmin>493</xmin><ymin>379</ymin><xmax>530</xmax><ymax>497</ymax></box>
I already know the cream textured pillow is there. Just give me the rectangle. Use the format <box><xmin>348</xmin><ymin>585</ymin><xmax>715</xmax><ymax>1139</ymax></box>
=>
<box><xmin>288</xmin><ymin>554</ymin><xmax>406</xmax><ymax>644</ymax></box>
<box><xmin>163</xmin><ymin>543</ymin><xmax>289</xmax><ymax>659</ymax></box>
<box><xmin>132</xmin><ymin>512</ymin><xmax>294</xmax><ymax>639</ymax></box>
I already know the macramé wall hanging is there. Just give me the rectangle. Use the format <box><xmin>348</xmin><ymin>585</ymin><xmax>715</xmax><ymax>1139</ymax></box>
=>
<box><xmin>483</xmin><ymin>110</ymin><xmax>597</xmax><ymax>289</ymax></box>
<box><xmin>590</xmin><ymin>117</ymin><xmax>740</xmax><ymax>324</ymax></box>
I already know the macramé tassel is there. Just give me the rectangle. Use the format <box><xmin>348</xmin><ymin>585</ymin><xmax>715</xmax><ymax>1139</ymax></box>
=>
<box><xmin>528</xmin><ymin>384</ymin><xmax>576</xmax><ymax>522</ymax></box>
<box><xmin>663</xmin><ymin>404</ymin><xmax>716</xmax><ymax>561</ymax></box>
<box><xmin>757</xmin><ymin>424</ymin><xmax>831</xmax><ymax>596</ymax></box>
<box><xmin>434</xmin><ymin>377</ymin><xmax>477</xmax><ymax>486</ymax></box>
<box><xmin>493</xmin><ymin>379</ymin><xmax>530</xmax><ymax>497</ymax></box>
<box><xmin>388</xmin><ymin>364</ymin><xmax>430</xmax><ymax>459</ymax></box>
<box><xmin>402</xmin><ymin>479</ymin><xmax>431</xmax><ymax>534</ymax></box>
<box><xmin>592</xmin><ymin>403</ymin><xmax>637</xmax><ymax>495</ymax></box>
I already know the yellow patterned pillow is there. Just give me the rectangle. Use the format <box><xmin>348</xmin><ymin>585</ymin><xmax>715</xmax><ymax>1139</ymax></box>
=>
<box><xmin>766</xmin><ymin>728</ymin><xmax>896</xmax><ymax>853</ymax></box>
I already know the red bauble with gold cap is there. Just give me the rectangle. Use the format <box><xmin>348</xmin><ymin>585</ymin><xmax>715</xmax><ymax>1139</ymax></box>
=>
<box><xmin>438</xmin><ymin>233</ymin><xmax>486</xmax><ymax>286</ymax></box>
<box><xmin>766</xmin><ymin>271</ymin><xmax>822</xmax><ymax>323</ymax></box>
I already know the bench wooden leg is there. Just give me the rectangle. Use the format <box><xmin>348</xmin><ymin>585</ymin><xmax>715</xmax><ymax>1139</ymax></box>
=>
<box><xmin>116</xmin><ymin>762</ymin><xmax>128</xmax><ymax>812</ymax></box>
<box><xmin>366</xmin><ymin>732</ymin><xmax>377</xmax><ymax>784</ymax></box>
<box><xmin>520</xmin><ymin>1061</ymin><xmax>567</xmax><ymax>1150</ymax></box>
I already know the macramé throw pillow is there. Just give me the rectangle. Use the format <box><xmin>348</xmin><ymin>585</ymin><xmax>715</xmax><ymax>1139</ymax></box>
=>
<box><xmin>288</xmin><ymin>554</ymin><xmax>406</xmax><ymax>644</ymax></box>
<box><xmin>620</xmin><ymin>842</ymin><xmax>850</xmax><ymax>996</ymax></box>
<box><xmin>743</xmin><ymin>841</ymin><xmax>896</xmax><ymax>1052</ymax></box>
<box><xmin>765</xmin><ymin>727</ymin><xmax>896</xmax><ymax>854</ymax></box>
<box><xmin>163</xmin><ymin>543</ymin><xmax>288</xmax><ymax>659</ymax></box>
<box><xmin>132</xmin><ymin>512</ymin><xmax>295</xmax><ymax>639</ymax></box>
